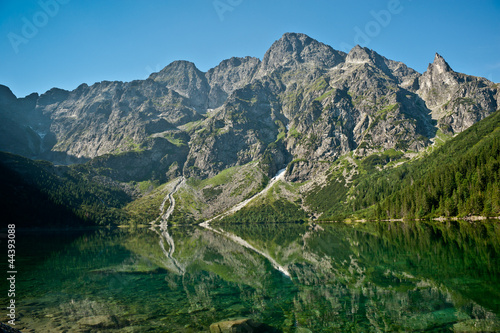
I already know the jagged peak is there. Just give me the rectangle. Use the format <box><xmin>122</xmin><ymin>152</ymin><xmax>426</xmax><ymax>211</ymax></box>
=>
<box><xmin>0</xmin><ymin>84</ymin><xmax>17</xmax><ymax>100</ymax></box>
<box><xmin>21</xmin><ymin>92</ymin><xmax>39</xmax><ymax>101</ymax></box>
<box><xmin>346</xmin><ymin>45</ymin><xmax>373</xmax><ymax>64</ymax></box>
<box><xmin>345</xmin><ymin>45</ymin><xmax>391</xmax><ymax>66</ymax></box>
<box><xmin>279</xmin><ymin>32</ymin><xmax>314</xmax><ymax>44</ymax></box>
<box><xmin>40</xmin><ymin>87</ymin><xmax>70</xmax><ymax>96</ymax></box>
<box><xmin>38</xmin><ymin>87</ymin><xmax>70</xmax><ymax>100</ymax></box>
<box><xmin>265</xmin><ymin>32</ymin><xmax>317</xmax><ymax>56</ymax></box>
<box><xmin>148</xmin><ymin>60</ymin><xmax>203</xmax><ymax>80</ymax></box>
<box><xmin>428</xmin><ymin>53</ymin><xmax>453</xmax><ymax>74</ymax></box>
<box><xmin>345</xmin><ymin>45</ymin><xmax>393</xmax><ymax>73</ymax></box>
<box><xmin>149</xmin><ymin>60</ymin><xmax>207</xmax><ymax>85</ymax></box>
<box><xmin>261</xmin><ymin>32</ymin><xmax>345</xmax><ymax>71</ymax></box>
<box><xmin>158</xmin><ymin>60</ymin><xmax>202</xmax><ymax>73</ymax></box>
<box><xmin>208</xmin><ymin>56</ymin><xmax>261</xmax><ymax>73</ymax></box>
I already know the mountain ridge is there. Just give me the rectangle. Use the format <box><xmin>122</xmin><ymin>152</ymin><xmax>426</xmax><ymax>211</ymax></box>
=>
<box><xmin>1</xmin><ymin>32</ymin><xmax>499</xmax><ymax>224</ymax></box>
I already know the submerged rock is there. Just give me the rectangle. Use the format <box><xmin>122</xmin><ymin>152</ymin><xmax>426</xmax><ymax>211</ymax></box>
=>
<box><xmin>77</xmin><ymin>315</ymin><xmax>118</xmax><ymax>328</ymax></box>
<box><xmin>209</xmin><ymin>318</ymin><xmax>280</xmax><ymax>333</ymax></box>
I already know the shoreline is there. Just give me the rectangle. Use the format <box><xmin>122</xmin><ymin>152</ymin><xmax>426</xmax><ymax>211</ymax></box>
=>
<box><xmin>315</xmin><ymin>215</ymin><xmax>500</xmax><ymax>223</ymax></box>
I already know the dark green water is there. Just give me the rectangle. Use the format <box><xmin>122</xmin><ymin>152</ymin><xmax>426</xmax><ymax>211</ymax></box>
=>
<box><xmin>1</xmin><ymin>220</ymin><xmax>500</xmax><ymax>332</ymax></box>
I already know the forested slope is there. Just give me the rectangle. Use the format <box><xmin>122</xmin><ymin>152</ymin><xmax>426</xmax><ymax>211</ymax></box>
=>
<box><xmin>306</xmin><ymin>109</ymin><xmax>500</xmax><ymax>220</ymax></box>
<box><xmin>0</xmin><ymin>152</ymin><xmax>132</xmax><ymax>227</ymax></box>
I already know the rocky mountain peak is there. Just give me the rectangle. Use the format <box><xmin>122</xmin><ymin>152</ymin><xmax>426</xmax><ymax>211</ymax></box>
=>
<box><xmin>149</xmin><ymin>60</ymin><xmax>209</xmax><ymax>110</ymax></box>
<box><xmin>149</xmin><ymin>60</ymin><xmax>204</xmax><ymax>82</ymax></box>
<box><xmin>345</xmin><ymin>45</ymin><xmax>373</xmax><ymax>64</ymax></box>
<box><xmin>0</xmin><ymin>86</ymin><xmax>39</xmax><ymax>111</ymax></box>
<box><xmin>343</xmin><ymin>45</ymin><xmax>417</xmax><ymax>87</ymax></box>
<box><xmin>0</xmin><ymin>85</ymin><xmax>18</xmax><ymax>105</ymax></box>
<box><xmin>279</xmin><ymin>32</ymin><xmax>314</xmax><ymax>47</ymax></box>
<box><xmin>38</xmin><ymin>87</ymin><xmax>70</xmax><ymax>100</ymax></box>
<box><xmin>429</xmin><ymin>53</ymin><xmax>453</xmax><ymax>74</ymax></box>
<box><xmin>418</xmin><ymin>52</ymin><xmax>498</xmax><ymax>134</ymax></box>
<box><xmin>1</xmin><ymin>32</ymin><xmax>497</xmax><ymax>185</ymax></box>
<box><xmin>211</xmin><ymin>56</ymin><xmax>260</xmax><ymax>71</ymax></box>
<box><xmin>345</xmin><ymin>45</ymin><xmax>391</xmax><ymax>70</ymax></box>
<box><xmin>259</xmin><ymin>32</ymin><xmax>345</xmax><ymax>74</ymax></box>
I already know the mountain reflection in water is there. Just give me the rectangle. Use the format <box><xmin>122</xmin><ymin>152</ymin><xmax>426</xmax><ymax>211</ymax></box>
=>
<box><xmin>2</xmin><ymin>220</ymin><xmax>500</xmax><ymax>332</ymax></box>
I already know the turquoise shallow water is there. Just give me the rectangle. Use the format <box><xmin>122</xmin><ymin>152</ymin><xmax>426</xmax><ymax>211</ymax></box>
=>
<box><xmin>1</xmin><ymin>220</ymin><xmax>500</xmax><ymax>332</ymax></box>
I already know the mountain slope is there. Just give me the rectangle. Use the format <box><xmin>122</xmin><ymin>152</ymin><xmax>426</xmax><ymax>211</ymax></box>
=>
<box><xmin>2</xmin><ymin>33</ymin><xmax>497</xmax><ymax>176</ymax></box>
<box><xmin>1</xmin><ymin>32</ymin><xmax>499</xmax><ymax>224</ymax></box>
<box><xmin>0</xmin><ymin>152</ymin><xmax>133</xmax><ymax>226</ymax></box>
<box><xmin>304</xmin><ymin>109</ymin><xmax>500</xmax><ymax>220</ymax></box>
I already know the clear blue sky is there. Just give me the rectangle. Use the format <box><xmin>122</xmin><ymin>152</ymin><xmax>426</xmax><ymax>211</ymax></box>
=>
<box><xmin>1</xmin><ymin>0</ymin><xmax>499</xmax><ymax>98</ymax></box>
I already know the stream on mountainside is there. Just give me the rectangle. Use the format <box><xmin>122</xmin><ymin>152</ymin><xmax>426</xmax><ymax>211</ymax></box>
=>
<box><xmin>1</xmin><ymin>219</ymin><xmax>500</xmax><ymax>332</ymax></box>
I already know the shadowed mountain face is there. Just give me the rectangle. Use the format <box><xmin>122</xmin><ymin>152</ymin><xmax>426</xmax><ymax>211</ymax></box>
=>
<box><xmin>1</xmin><ymin>33</ymin><xmax>498</xmax><ymax>181</ymax></box>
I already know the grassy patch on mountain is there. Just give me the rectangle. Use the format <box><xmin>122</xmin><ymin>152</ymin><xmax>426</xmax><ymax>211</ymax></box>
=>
<box><xmin>359</xmin><ymin>149</ymin><xmax>405</xmax><ymax>172</ymax></box>
<box><xmin>163</xmin><ymin>133</ymin><xmax>186</xmax><ymax>147</ymax></box>
<box><xmin>218</xmin><ymin>180</ymin><xmax>308</xmax><ymax>223</ymax></box>
<box><xmin>187</xmin><ymin>163</ymin><xmax>246</xmax><ymax>189</ymax></box>
<box><xmin>315</xmin><ymin>89</ymin><xmax>335</xmax><ymax>102</ymax></box>
<box><xmin>124</xmin><ymin>180</ymin><xmax>179</xmax><ymax>224</ymax></box>
<box><xmin>218</xmin><ymin>198</ymin><xmax>307</xmax><ymax>223</ymax></box>
<box><xmin>164</xmin><ymin>162</ymin><xmax>268</xmax><ymax>224</ymax></box>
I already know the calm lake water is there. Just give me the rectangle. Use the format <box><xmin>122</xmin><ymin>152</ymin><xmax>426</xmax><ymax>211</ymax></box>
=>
<box><xmin>1</xmin><ymin>220</ymin><xmax>500</xmax><ymax>332</ymax></box>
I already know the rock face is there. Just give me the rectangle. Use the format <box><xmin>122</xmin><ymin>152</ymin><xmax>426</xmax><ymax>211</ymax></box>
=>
<box><xmin>149</xmin><ymin>60</ymin><xmax>210</xmax><ymax>111</ymax></box>
<box><xmin>1</xmin><ymin>32</ymin><xmax>498</xmax><ymax>183</ymax></box>
<box><xmin>0</xmin><ymin>85</ymin><xmax>41</xmax><ymax>159</ymax></box>
<box><xmin>418</xmin><ymin>53</ymin><xmax>500</xmax><ymax>134</ymax></box>
<box><xmin>206</xmin><ymin>56</ymin><xmax>261</xmax><ymax>109</ymax></box>
<box><xmin>259</xmin><ymin>32</ymin><xmax>346</xmax><ymax>74</ymax></box>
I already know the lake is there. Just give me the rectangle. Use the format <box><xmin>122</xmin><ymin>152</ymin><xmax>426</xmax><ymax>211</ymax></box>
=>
<box><xmin>2</xmin><ymin>220</ymin><xmax>500</xmax><ymax>332</ymax></box>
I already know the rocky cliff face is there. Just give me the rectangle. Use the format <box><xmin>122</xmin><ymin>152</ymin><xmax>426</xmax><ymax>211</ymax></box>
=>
<box><xmin>1</xmin><ymin>32</ymin><xmax>498</xmax><ymax>184</ymax></box>
<box><xmin>0</xmin><ymin>86</ymin><xmax>41</xmax><ymax>158</ymax></box>
<box><xmin>418</xmin><ymin>53</ymin><xmax>499</xmax><ymax>134</ymax></box>
<box><xmin>149</xmin><ymin>60</ymin><xmax>210</xmax><ymax>111</ymax></box>
<box><xmin>257</xmin><ymin>32</ymin><xmax>346</xmax><ymax>76</ymax></box>
<box><xmin>206</xmin><ymin>56</ymin><xmax>261</xmax><ymax>109</ymax></box>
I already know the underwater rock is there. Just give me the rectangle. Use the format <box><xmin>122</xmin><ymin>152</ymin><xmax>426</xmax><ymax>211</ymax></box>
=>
<box><xmin>209</xmin><ymin>318</ymin><xmax>280</xmax><ymax>333</ymax></box>
<box><xmin>77</xmin><ymin>315</ymin><xmax>118</xmax><ymax>328</ymax></box>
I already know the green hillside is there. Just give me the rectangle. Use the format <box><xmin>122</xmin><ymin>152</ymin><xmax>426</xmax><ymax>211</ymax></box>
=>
<box><xmin>306</xmin><ymin>109</ymin><xmax>500</xmax><ymax>220</ymax></box>
<box><xmin>0</xmin><ymin>152</ymin><xmax>132</xmax><ymax>227</ymax></box>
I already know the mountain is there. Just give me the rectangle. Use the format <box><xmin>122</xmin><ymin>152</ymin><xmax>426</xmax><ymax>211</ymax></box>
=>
<box><xmin>302</xmin><ymin>107</ymin><xmax>500</xmax><ymax>220</ymax></box>
<box><xmin>1</xmin><ymin>32</ymin><xmax>499</xmax><ymax>225</ymax></box>
<box><xmin>418</xmin><ymin>53</ymin><xmax>499</xmax><ymax>134</ymax></box>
